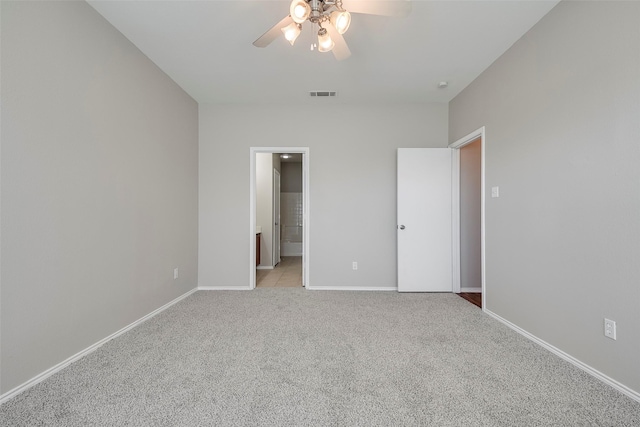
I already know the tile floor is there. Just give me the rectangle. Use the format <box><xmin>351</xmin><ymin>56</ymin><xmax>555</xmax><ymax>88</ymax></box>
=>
<box><xmin>256</xmin><ymin>256</ymin><xmax>302</xmax><ymax>287</ymax></box>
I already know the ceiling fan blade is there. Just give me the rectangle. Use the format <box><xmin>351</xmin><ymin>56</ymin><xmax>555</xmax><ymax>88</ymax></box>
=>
<box><xmin>253</xmin><ymin>15</ymin><xmax>294</xmax><ymax>48</ymax></box>
<box><xmin>343</xmin><ymin>0</ymin><xmax>412</xmax><ymax>17</ymax></box>
<box><xmin>325</xmin><ymin>23</ymin><xmax>351</xmax><ymax>61</ymax></box>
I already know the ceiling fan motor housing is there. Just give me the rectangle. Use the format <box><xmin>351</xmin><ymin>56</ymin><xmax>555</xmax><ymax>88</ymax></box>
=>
<box><xmin>308</xmin><ymin>0</ymin><xmax>342</xmax><ymax>23</ymax></box>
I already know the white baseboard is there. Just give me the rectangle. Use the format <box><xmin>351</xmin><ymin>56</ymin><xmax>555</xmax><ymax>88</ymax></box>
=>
<box><xmin>484</xmin><ymin>309</ymin><xmax>640</xmax><ymax>404</ymax></box>
<box><xmin>198</xmin><ymin>285</ymin><xmax>398</xmax><ymax>292</ymax></box>
<box><xmin>305</xmin><ymin>286</ymin><xmax>398</xmax><ymax>291</ymax></box>
<box><xmin>0</xmin><ymin>288</ymin><xmax>198</xmax><ymax>405</ymax></box>
<box><xmin>256</xmin><ymin>266</ymin><xmax>274</xmax><ymax>270</ymax></box>
<box><xmin>460</xmin><ymin>287</ymin><xmax>481</xmax><ymax>293</ymax></box>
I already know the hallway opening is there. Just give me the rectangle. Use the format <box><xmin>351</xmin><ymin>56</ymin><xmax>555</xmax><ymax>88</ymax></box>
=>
<box><xmin>256</xmin><ymin>256</ymin><xmax>302</xmax><ymax>287</ymax></box>
<box><xmin>249</xmin><ymin>147</ymin><xmax>309</xmax><ymax>289</ymax></box>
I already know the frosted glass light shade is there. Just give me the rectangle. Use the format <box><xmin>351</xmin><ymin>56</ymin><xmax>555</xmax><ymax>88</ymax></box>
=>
<box><xmin>281</xmin><ymin>22</ymin><xmax>301</xmax><ymax>45</ymax></box>
<box><xmin>317</xmin><ymin>28</ymin><xmax>334</xmax><ymax>52</ymax></box>
<box><xmin>330</xmin><ymin>10</ymin><xmax>351</xmax><ymax>34</ymax></box>
<box><xmin>290</xmin><ymin>0</ymin><xmax>311</xmax><ymax>24</ymax></box>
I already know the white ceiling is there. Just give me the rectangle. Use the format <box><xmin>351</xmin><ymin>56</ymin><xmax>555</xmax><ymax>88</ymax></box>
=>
<box><xmin>87</xmin><ymin>0</ymin><xmax>559</xmax><ymax>105</ymax></box>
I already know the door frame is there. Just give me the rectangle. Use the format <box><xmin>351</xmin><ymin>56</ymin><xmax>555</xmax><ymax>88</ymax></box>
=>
<box><xmin>449</xmin><ymin>127</ymin><xmax>486</xmax><ymax>310</ymax></box>
<box><xmin>272</xmin><ymin>168</ymin><xmax>281</xmax><ymax>266</ymax></box>
<box><xmin>249</xmin><ymin>147</ymin><xmax>309</xmax><ymax>289</ymax></box>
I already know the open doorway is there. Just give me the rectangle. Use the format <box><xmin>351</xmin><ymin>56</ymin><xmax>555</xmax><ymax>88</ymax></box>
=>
<box><xmin>249</xmin><ymin>147</ymin><xmax>309</xmax><ymax>289</ymax></box>
<box><xmin>450</xmin><ymin>128</ymin><xmax>485</xmax><ymax>309</ymax></box>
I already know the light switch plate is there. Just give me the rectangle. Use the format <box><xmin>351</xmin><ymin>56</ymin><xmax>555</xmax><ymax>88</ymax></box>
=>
<box><xmin>491</xmin><ymin>186</ymin><xmax>500</xmax><ymax>198</ymax></box>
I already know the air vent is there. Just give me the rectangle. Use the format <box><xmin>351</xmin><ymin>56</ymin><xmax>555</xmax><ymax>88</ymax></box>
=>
<box><xmin>309</xmin><ymin>91</ymin><xmax>337</xmax><ymax>97</ymax></box>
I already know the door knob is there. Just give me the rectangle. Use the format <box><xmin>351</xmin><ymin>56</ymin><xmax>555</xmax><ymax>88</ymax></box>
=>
<box><xmin>399</xmin><ymin>225</ymin><xmax>405</xmax><ymax>230</ymax></box>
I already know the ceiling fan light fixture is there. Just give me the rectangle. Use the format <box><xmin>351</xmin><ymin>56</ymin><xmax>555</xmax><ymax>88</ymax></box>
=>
<box><xmin>317</xmin><ymin>28</ymin><xmax>334</xmax><ymax>52</ymax></box>
<box><xmin>290</xmin><ymin>0</ymin><xmax>311</xmax><ymax>24</ymax></box>
<box><xmin>281</xmin><ymin>22</ymin><xmax>302</xmax><ymax>45</ymax></box>
<box><xmin>330</xmin><ymin>10</ymin><xmax>351</xmax><ymax>34</ymax></box>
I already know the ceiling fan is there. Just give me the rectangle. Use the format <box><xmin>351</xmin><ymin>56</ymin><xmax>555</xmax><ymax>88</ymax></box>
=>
<box><xmin>253</xmin><ymin>0</ymin><xmax>412</xmax><ymax>61</ymax></box>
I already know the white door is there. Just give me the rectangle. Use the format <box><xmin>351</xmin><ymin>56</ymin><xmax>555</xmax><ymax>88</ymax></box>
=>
<box><xmin>397</xmin><ymin>148</ymin><xmax>452</xmax><ymax>292</ymax></box>
<box><xmin>273</xmin><ymin>169</ymin><xmax>281</xmax><ymax>266</ymax></box>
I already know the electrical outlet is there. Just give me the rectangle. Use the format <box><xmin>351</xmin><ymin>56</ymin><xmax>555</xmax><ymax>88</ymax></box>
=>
<box><xmin>174</xmin><ymin>268</ymin><xmax>179</xmax><ymax>280</ymax></box>
<box><xmin>352</xmin><ymin>261</ymin><xmax>358</xmax><ymax>270</ymax></box>
<box><xmin>604</xmin><ymin>318</ymin><xmax>616</xmax><ymax>340</ymax></box>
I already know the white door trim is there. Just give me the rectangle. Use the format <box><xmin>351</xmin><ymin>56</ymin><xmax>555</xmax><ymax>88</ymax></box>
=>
<box><xmin>449</xmin><ymin>127</ymin><xmax>486</xmax><ymax>310</ymax></box>
<box><xmin>273</xmin><ymin>168</ymin><xmax>281</xmax><ymax>266</ymax></box>
<box><xmin>250</xmin><ymin>147</ymin><xmax>310</xmax><ymax>289</ymax></box>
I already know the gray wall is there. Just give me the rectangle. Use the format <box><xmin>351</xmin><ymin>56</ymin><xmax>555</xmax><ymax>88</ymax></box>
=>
<box><xmin>281</xmin><ymin>162</ymin><xmax>302</xmax><ymax>193</ymax></box>
<box><xmin>449</xmin><ymin>1</ymin><xmax>640</xmax><ymax>393</ymax></box>
<box><xmin>256</xmin><ymin>153</ymin><xmax>274</xmax><ymax>266</ymax></box>
<box><xmin>1</xmin><ymin>1</ymin><xmax>199</xmax><ymax>393</ymax></box>
<box><xmin>460</xmin><ymin>139</ymin><xmax>482</xmax><ymax>291</ymax></box>
<box><xmin>199</xmin><ymin>104</ymin><xmax>448</xmax><ymax>288</ymax></box>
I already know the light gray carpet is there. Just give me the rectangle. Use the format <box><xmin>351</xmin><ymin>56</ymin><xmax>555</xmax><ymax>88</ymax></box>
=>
<box><xmin>1</xmin><ymin>290</ymin><xmax>639</xmax><ymax>426</ymax></box>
